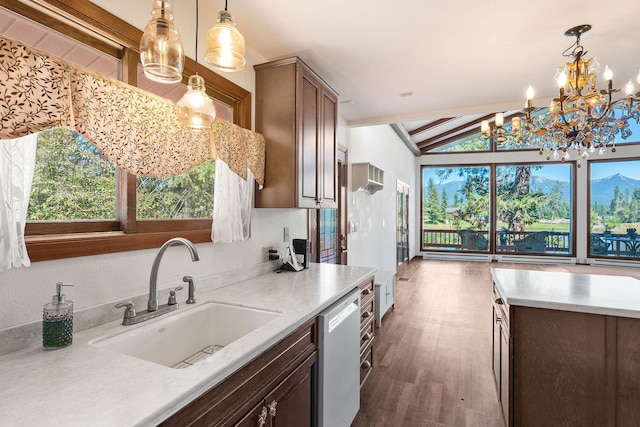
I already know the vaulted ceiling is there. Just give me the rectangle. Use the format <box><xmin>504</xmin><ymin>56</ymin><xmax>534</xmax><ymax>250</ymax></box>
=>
<box><xmin>9</xmin><ymin>1</ymin><xmax>640</xmax><ymax>156</ymax></box>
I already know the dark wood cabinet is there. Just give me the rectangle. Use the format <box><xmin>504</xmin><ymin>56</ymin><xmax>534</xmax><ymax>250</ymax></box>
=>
<box><xmin>491</xmin><ymin>282</ymin><xmax>640</xmax><ymax>427</ymax></box>
<box><xmin>491</xmin><ymin>287</ymin><xmax>511</xmax><ymax>425</ymax></box>
<box><xmin>359</xmin><ymin>279</ymin><xmax>375</xmax><ymax>386</ymax></box>
<box><xmin>254</xmin><ymin>57</ymin><xmax>338</xmax><ymax>209</ymax></box>
<box><xmin>160</xmin><ymin>318</ymin><xmax>317</xmax><ymax>427</ymax></box>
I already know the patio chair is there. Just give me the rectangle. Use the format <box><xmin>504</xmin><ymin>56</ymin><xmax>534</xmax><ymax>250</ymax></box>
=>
<box><xmin>457</xmin><ymin>229</ymin><xmax>489</xmax><ymax>251</ymax></box>
<box><xmin>514</xmin><ymin>231</ymin><xmax>549</xmax><ymax>253</ymax></box>
<box><xmin>590</xmin><ymin>234</ymin><xmax>608</xmax><ymax>255</ymax></box>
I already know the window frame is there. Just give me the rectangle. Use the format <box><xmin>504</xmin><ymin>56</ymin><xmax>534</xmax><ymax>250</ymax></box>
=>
<box><xmin>2</xmin><ymin>0</ymin><xmax>251</xmax><ymax>261</ymax></box>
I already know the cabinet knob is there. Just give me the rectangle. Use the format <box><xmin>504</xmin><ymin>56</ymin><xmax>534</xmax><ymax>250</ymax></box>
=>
<box><xmin>362</xmin><ymin>311</ymin><xmax>372</xmax><ymax>319</ymax></box>
<box><xmin>494</xmin><ymin>297</ymin><xmax>504</xmax><ymax>305</ymax></box>
<box><xmin>257</xmin><ymin>406</ymin><xmax>268</xmax><ymax>427</ymax></box>
<box><xmin>362</xmin><ymin>333</ymin><xmax>371</xmax><ymax>341</ymax></box>
<box><xmin>362</xmin><ymin>288</ymin><xmax>371</xmax><ymax>295</ymax></box>
<box><xmin>361</xmin><ymin>360</ymin><xmax>372</xmax><ymax>369</ymax></box>
<box><xmin>268</xmin><ymin>400</ymin><xmax>278</xmax><ymax>417</ymax></box>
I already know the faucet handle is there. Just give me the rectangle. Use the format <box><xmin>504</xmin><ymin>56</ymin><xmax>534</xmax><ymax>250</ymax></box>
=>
<box><xmin>168</xmin><ymin>286</ymin><xmax>183</xmax><ymax>305</ymax></box>
<box><xmin>115</xmin><ymin>301</ymin><xmax>136</xmax><ymax>325</ymax></box>
<box><xmin>183</xmin><ymin>276</ymin><xmax>196</xmax><ymax>304</ymax></box>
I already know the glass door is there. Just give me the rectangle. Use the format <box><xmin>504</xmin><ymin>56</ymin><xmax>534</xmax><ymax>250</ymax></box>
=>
<box><xmin>397</xmin><ymin>180</ymin><xmax>410</xmax><ymax>267</ymax></box>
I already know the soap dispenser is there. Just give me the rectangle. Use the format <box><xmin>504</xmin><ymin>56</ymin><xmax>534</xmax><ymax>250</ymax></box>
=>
<box><xmin>43</xmin><ymin>282</ymin><xmax>74</xmax><ymax>350</ymax></box>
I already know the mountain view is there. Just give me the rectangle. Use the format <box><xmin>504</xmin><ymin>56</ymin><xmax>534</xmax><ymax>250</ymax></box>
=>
<box><xmin>591</xmin><ymin>173</ymin><xmax>640</xmax><ymax>205</ymax></box>
<box><xmin>426</xmin><ymin>173</ymin><xmax>639</xmax><ymax>206</ymax></box>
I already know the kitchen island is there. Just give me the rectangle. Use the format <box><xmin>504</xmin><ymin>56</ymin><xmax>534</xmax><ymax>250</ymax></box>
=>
<box><xmin>491</xmin><ymin>268</ymin><xmax>640</xmax><ymax>427</ymax></box>
<box><xmin>0</xmin><ymin>263</ymin><xmax>375</xmax><ymax>426</ymax></box>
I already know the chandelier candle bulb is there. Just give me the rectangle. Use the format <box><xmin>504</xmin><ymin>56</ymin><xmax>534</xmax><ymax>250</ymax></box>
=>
<box><xmin>495</xmin><ymin>113</ymin><xmax>504</xmax><ymax>127</ymax></box>
<box><xmin>512</xmin><ymin>117</ymin><xmax>520</xmax><ymax>132</ymax></box>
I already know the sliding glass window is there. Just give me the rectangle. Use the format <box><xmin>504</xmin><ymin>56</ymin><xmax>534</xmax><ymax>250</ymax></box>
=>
<box><xmin>589</xmin><ymin>159</ymin><xmax>640</xmax><ymax>258</ymax></box>
<box><xmin>495</xmin><ymin>163</ymin><xmax>573</xmax><ymax>255</ymax></box>
<box><xmin>421</xmin><ymin>166</ymin><xmax>491</xmax><ymax>252</ymax></box>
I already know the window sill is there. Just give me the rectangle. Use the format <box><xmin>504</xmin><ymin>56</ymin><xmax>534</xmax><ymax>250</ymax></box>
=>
<box><xmin>26</xmin><ymin>229</ymin><xmax>212</xmax><ymax>262</ymax></box>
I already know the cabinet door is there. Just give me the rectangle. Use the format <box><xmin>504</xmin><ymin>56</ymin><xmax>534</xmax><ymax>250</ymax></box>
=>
<box><xmin>500</xmin><ymin>326</ymin><xmax>511</xmax><ymax>425</ymax></box>
<box><xmin>298</xmin><ymin>70</ymin><xmax>320</xmax><ymax>208</ymax></box>
<box><xmin>492</xmin><ymin>305</ymin><xmax>501</xmax><ymax>392</ymax></box>
<box><xmin>319</xmin><ymin>90</ymin><xmax>337</xmax><ymax>208</ymax></box>
<box><xmin>266</xmin><ymin>352</ymin><xmax>317</xmax><ymax>427</ymax></box>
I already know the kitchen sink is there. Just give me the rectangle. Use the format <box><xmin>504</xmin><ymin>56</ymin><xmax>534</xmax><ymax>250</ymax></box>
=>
<box><xmin>91</xmin><ymin>302</ymin><xmax>281</xmax><ymax>368</ymax></box>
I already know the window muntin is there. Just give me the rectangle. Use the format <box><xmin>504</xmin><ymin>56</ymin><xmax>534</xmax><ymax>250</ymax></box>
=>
<box><xmin>589</xmin><ymin>159</ymin><xmax>640</xmax><ymax>258</ymax></box>
<box><xmin>421</xmin><ymin>165</ymin><xmax>491</xmax><ymax>252</ymax></box>
<box><xmin>495</xmin><ymin>163</ymin><xmax>573</xmax><ymax>254</ymax></box>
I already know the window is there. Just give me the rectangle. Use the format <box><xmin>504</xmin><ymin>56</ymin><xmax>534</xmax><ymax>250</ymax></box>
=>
<box><xmin>421</xmin><ymin>165</ymin><xmax>491</xmax><ymax>252</ymax></box>
<box><xmin>589</xmin><ymin>159</ymin><xmax>640</xmax><ymax>258</ymax></box>
<box><xmin>1</xmin><ymin>3</ymin><xmax>251</xmax><ymax>261</ymax></box>
<box><xmin>496</xmin><ymin>163</ymin><xmax>573</xmax><ymax>254</ymax></box>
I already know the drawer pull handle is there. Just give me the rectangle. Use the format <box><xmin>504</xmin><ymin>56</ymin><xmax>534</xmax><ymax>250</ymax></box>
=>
<box><xmin>494</xmin><ymin>297</ymin><xmax>504</xmax><ymax>305</ymax></box>
<box><xmin>362</xmin><ymin>289</ymin><xmax>371</xmax><ymax>295</ymax></box>
<box><xmin>268</xmin><ymin>400</ymin><xmax>278</xmax><ymax>417</ymax></box>
<box><xmin>257</xmin><ymin>406</ymin><xmax>268</xmax><ymax>426</ymax></box>
<box><xmin>362</xmin><ymin>311</ymin><xmax>372</xmax><ymax>318</ymax></box>
<box><xmin>495</xmin><ymin>316</ymin><xmax>502</xmax><ymax>323</ymax></box>
<box><xmin>362</xmin><ymin>333</ymin><xmax>371</xmax><ymax>341</ymax></box>
<box><xmin>361</xmin><ymin>360</ymin><xmax>372</xmax><ymax>369</ymax></box>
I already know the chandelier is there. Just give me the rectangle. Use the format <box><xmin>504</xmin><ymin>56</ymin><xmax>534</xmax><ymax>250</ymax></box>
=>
<box><xmin>482</xmin><ymin>24</ymin><xmax>640</xmax><ymax>165</ymax></box>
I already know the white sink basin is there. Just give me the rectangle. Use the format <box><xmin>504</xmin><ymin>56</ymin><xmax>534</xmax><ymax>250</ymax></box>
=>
<box><xmin>91</xmin><ymin>302</ymin><xmax>281</xmax><ymax>368</ymax></box>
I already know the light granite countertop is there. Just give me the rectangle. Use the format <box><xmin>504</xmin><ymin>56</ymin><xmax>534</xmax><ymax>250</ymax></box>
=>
<box><xmin>491</xmin><ymin>267</ymin><xmax>640</xmax><ymax>318</ymax></box>
<box><xmin>0</xmin><ymin>263</ymin><xmax>375</xmax><ymax>427</ymax></box>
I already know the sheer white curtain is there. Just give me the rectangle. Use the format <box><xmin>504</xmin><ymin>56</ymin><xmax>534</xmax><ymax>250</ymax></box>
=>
<box><xmin>0</xmin><ymin>134</ymin><xmax>38</xmax><ymax>271</ymax></box>
<box><xmin>211</xmin><ymin>158</ymin><xmax>254</xmax><ymax>243</ymax></box>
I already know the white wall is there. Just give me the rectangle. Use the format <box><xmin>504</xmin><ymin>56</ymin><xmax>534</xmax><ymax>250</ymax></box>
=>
<box><xmin>346</xmin><ymin>125</ymin><xmax>417</xmax><ymax>273</ymax></box>
<box><xmin>0</xmin><ymin>209</ymin><xmax>307</xmax><ymax>330</ymax></box>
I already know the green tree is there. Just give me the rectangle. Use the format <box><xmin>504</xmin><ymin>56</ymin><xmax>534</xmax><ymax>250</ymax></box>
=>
<box><xmin>440</xmin><ymin>188</ymin><xmax>449</xmax><ymax>223</ymax></box>
<box><xmin>28</xmin><ymin>128</ymin><xmax>116</xmax><ymax>220</ymax></box>
<box><xmin>496</xmin><ymin>165</ymin><xmax>545</xmax><ymax>232</ymax></box>
<box><xmin>424</xmin><ymin>178</ymin><xmax>442</xmax><ymax>223</ymax></box>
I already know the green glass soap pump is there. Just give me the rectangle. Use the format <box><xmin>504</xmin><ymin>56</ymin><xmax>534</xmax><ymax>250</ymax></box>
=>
<box><xmin>42</xmin><ymin>282</ymin><xmax>74</xmax><ymax>350</ymax></box>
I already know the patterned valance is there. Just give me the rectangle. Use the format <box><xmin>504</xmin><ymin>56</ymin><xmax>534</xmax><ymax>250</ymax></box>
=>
<box><xmin>0</xmin><ymin>36</ymin><xmax>264</xmax><ymax>184</ymax></box>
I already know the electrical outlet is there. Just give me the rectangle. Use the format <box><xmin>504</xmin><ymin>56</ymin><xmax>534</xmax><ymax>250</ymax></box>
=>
<box><xmin>262</xmin><ymin>246</ymin><xmax>273</xmax><ymax>262</ymax></box>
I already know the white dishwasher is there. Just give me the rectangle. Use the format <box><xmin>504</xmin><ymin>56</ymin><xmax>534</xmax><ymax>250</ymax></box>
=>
<box><xmin>318</xmin><ymin>289</ymin><xmax>361</xmax><ymax>427</ymax></box>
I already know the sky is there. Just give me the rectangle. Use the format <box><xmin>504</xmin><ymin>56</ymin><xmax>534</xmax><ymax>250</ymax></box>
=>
<box><xmin>423</xmin><ymin>160</ymin><xmax>640</xmax><ymax>184</ymax></box>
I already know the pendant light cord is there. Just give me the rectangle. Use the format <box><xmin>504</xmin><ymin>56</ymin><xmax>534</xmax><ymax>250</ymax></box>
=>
<box><xmin>225</xmin><ymin>0</ymin><xmax>228</xmax><ymax>11</ymax></box>
<box><xmin>195</xmin><ymin>0</ymin><xmax>199</xmax><ymax>75</ymax></box>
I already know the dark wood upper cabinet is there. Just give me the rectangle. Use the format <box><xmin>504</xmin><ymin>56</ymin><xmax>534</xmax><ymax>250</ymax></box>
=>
<box><xmin>254</xmin><ymin>57</ymin><xmax>338</xmax><ymax>209</ymax></box>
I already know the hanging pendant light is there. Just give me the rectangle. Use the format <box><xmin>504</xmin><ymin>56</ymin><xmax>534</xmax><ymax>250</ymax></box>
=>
<box><xmin>177</xmin><ymin>0</ymin><xmax>216</xmax><ymax>129</ymax></box>
<box><xmin>205</xmin><ymin>0</ymin><xmax>246</xmax><ymax>72</ymax></box>
<box><xmin>140</xmin><ymin>0</ymin><xmax>185</xmax><ymax>83</ymax></box>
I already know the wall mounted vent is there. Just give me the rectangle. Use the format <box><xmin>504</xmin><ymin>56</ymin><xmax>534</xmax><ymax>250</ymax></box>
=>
<box><xmin>352</xmin><ymin>162</ymin><xmax>384</xmax><ymax>194</ymax></box>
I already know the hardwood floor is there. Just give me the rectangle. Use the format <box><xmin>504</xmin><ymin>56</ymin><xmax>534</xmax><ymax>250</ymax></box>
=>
<box><xmin>352</xmin><ymin>259</ymin><xmax>640</xmax><ymax>427</ymax></box>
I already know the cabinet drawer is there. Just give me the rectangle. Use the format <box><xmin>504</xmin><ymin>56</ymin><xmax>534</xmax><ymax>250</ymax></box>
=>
<box><xmin>361</xmin><ymin>297</ymin><xmax>374</xmax><ymax>324</ymax></box>
<box><xmin>493</xmin><ymin>283</ymin><xmax>509</xmax><ymax>325</ymax></box>
<box><xmin>360</xmin><ymin>342</ymin><xmax>374</xmax><ymax>386</ymax></box>
<box><xmin>360</xmin><ymin>316</ymin><xmax>375</xmax><ymax>354</ymax></box>
<box><xmin>359</xmin><ymin>279</ymin><xmax>374</xmax><ymax>301</ymax></box>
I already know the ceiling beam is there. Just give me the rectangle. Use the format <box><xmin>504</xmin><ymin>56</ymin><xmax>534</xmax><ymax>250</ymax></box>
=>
<box><xmin>408</xmin><ymin>117</ymin><xmax>456</xmax><ymax>136</ymax></box>
<box><xmin>418</xmin><ymin>112</ymin><xmax>522</xmax><ymax>153</ymax></box>
<box><xmin>416</xmin><ymin>113</ymin><xmax>495</xmax><ymax>148</ymax></box>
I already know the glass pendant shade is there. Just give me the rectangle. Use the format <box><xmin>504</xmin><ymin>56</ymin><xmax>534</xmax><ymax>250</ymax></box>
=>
<box><xmin>205</xmin><ymin>10</ymin><xmax>246</xmax><ymax>72</ymax></box>
<box><xmin>140</xmin><ymin>0</ymin><xmax>184</xmax><ymax>83</ymax></box>
<box><xmin>177</xmin><ymin>75</ymin><xmax>217</xmax><ymax>129</ymax></box>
